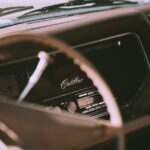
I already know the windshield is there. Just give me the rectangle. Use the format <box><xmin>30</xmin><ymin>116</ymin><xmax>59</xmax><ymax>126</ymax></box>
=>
<box><xmin>0</xmin><ymin>0</ymin><xmax>150</xmax><ymax>28</ymax></box>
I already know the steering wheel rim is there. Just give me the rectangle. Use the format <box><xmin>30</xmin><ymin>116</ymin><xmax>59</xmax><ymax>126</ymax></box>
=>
<box><xmin>0</xmin><ymin>34</ymin><xmax>124</xmax><ymax>149</ymax></box>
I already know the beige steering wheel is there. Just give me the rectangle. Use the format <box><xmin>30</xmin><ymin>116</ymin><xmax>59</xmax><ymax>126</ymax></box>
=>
<box><xmin>0</xmin><ymin>34</ymin><xmax>124</xmax><ymax>150</ymax></box>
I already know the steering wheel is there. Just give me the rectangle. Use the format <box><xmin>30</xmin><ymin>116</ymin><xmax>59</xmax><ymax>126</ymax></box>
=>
<box><xmin>0</xmin><ymin>34</ymin><xmax>124</xmax><ymax>150</ymax></box>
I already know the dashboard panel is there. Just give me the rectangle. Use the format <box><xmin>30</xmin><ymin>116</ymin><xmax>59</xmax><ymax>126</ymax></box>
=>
<box><xmin>0</xmin><ymin>33</ymin><xmax>149</xmax><ymax>122</ymax></box>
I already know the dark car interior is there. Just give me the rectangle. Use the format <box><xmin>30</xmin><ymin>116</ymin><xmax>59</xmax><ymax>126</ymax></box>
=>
<box><xmin>0</xmin><ymin>3</ymin><xmax>150</xmax><ymax>150</ymax></box>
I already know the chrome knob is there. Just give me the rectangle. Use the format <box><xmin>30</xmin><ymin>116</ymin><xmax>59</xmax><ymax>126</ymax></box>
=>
<box><xmin>67</xmin><ymin>101</ymin><xmax>77</xmax><ymax>113</ymax></box>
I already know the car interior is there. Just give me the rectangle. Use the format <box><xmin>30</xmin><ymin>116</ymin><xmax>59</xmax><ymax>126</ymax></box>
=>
<box><xmin>0</xmin><ymin>2</ymin><xmax>150</xmax><ymax>150</ymax></box>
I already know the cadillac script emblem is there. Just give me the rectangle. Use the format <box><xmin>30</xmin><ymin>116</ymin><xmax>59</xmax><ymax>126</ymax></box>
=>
<box><xmin>60</xmin><ymin>76</ymin><xmax>84</xmax><ymax>89</ymax></box>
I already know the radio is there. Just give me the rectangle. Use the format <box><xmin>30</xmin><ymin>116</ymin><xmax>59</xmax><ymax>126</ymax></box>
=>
<box><xmin>40</xmin><ymin>86</ymin><xmax>109</xmax><ymax>119</ymax></box>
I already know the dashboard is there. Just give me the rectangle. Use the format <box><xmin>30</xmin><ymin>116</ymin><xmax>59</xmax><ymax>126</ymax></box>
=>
<box><xmin>0</xmin><ymin>3</ymin><xmax>150</xmax><ymax>150</ymax></box>
<box><xmin>0</xmin><ymin>33</ymin><xmax>149</xmax><ymax>120</ymax></box>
